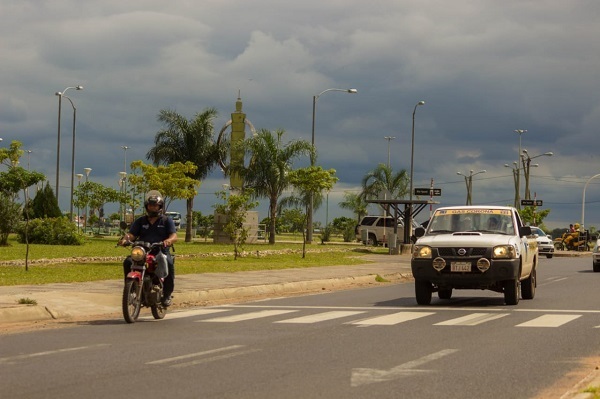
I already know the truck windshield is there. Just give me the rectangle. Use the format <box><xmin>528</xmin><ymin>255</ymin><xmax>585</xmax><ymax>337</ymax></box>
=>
<box><xmin>427</xmin><ymin>209</ymin><xmax>514</xmax><ymax>235</ymax></box>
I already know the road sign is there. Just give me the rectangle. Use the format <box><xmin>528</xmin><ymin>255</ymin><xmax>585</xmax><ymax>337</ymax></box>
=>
<box><xmin>414</xmin><ymin>188</ymin><xmax>442</xmax><ymax>196</ymax></box>
<box><xmin>521</xmin><ymin>199</ymin><xmax>543</xmax><ymax>206</ymax></box>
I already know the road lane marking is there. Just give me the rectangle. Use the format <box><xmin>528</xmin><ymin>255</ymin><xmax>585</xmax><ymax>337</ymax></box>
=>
<box><xmin>516</xmin><ymin>314</ymin><xmax>581</xmax><ymax>327</ymax></box>
<box><xmin>434</xmin><ymin>313</ymin><xmax>509</xmax><ymax>326</ymax></box>
<box><xmin>350</xmin><ymin>312</ymin><xmax>434</xmax><ymax>326</ymax></box>
<box><xmin>147</xmin><ymin>345</ymin><xmax>245</xmax><ymax>365</ymax></box>
<box><xmin>198</xmin><ymin>309</ymin><xmax>297</xmax><ymax>322</ymax></box>
<box><xmin>147</xmin><ymin>345</ymin><xmax>262</xmax><ymax>368</ymax></box>
<box><xmin>351</xmin><ymin>349</ymin><xmax>459</xmax><ymax>387</ymax></box>
<box><xmin>0</xmin><ymin>344</ymin><xmax>109</xmax><ymax>365</ymax></box>
<box><xmin>274</xmin><ymin>311</ymin><xmax>366</xmax><ymax>324</ymax></box>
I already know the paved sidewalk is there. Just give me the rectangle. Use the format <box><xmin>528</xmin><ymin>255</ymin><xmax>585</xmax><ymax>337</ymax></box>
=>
<box><xmin>0</xmin><ymin>253</ymin><xmax>413</xmax><ymax>324</ymax></box>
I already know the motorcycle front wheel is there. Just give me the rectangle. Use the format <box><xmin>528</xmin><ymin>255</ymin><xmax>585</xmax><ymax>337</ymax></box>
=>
<box><xmin>123</xmin><ymin>280</ymin><xmax>142</xmax><ymax>323</ymax></box>
<box><xmin>151</xmin><ymin>304</ymin><xmax>167</xmax><ymax>319</ymax></box>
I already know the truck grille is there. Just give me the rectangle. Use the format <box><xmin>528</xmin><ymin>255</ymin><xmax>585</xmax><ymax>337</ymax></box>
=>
<box><xmin>437</xmin><ymin>247</ymin><xmax>488</xmax><ymax>257</ymax></box>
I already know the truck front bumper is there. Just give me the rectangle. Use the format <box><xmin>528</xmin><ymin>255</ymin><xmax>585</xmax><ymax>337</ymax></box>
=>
<box><xmin>411</xmin><ymin>258</ymin><xmax>521</xmax><ymax>290</ymax></box>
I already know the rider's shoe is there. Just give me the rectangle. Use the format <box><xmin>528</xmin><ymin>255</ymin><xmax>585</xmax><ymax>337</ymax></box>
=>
<box><xmin>161</xmin><ymin>296</ymin><xmax>172</xmax><ymax>307</ymax></box>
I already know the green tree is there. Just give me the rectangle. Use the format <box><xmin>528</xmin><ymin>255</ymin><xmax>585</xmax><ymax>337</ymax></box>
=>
<box><xmin>361</xmin><ymin>163</ymin><xmax>409</xmax><ymax>201</ymax></box>
<box><xmin>73</xmin><ymin>182</ymin><xmax>123</xmax><ymax>232</ymax></box>
<box><xmin>286</xmin><ymin>166</ymin><xmax>338</xmax><ymax>257</ymax></box>
<box><xmin>518</xmin><ymin>206</ymin><xmax>551</xmax><ymax>230</ymax></box>
<box><xmin>128</xmin><ymin>160</ymin><xmax>200</xmax><ymax>214</ymax></box>
<box><xmin>338</xmin><ymin>192</ymin><xmax>368</xmax><ymax>223</ymax></box>
<box><xmin>230</xmin><ymin>128</ymin><xmax>314</xmax><ymax>244</ymax></box>
<box><xmin>32</xmin><ymin>182</ymin><xmax>62</xmax><ymax>218</ymax></box>
<box><xmin>214</xmin><ymin>190</ymin><xmax>258</xmax><ymax>260</ymax></box>
<box><xmin>146</xmin><ymin>108</ymin><xmax>221</xmax><ymax>243</ymax></box>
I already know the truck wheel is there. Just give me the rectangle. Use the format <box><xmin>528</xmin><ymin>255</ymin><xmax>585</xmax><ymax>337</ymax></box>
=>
<box><xmin>504</xmin><ymin>279</ymin><xmax>520</xmax><ymax>305</ymax></box>
<box><xmin>593</xmin><ymin>263</ymin><xmax>600</xmax><ymax>273</ymax></box>
<box><xmin>438</xmin><ymin>288</ymin><xmax>452</xmax><ymax>300</ymax></box>
<box><xmin>415</xmin><ymin>280</ymin><xmax>432</xmax><ymax>305</ymax></box>
<box><xmin>521</xmin><ymin>268</ymin><xmax>536</xmax><ymax>300</ymax></box>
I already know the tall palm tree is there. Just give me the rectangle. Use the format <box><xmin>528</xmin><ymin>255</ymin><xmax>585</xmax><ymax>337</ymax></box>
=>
<box><xmin>339</xmin><ymin>192</ymin><xmax>368</xmax><ymax>223</ymax></box>
<box><xmin>147</xmin><ymin>108</ymin><xmax>220</xmax><ymax>242</ymax></box>
<box><xmin>231</xmin><ymin>128</ymin><xmax>313</xmax><ymax>244</ymax></box>
<box><xmin>361</xmin><ymin>163</ymin><xmax>409</xmax><ymax>201</ymax></box>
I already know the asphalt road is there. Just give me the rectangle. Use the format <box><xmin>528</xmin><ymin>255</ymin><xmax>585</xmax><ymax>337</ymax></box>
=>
<box><xmin>1</xmin><ymin>256</ymin><xmax>599</xmax><ymax>398</ymax></box>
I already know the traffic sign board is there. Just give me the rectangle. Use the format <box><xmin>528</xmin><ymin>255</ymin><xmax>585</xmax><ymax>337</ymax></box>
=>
<box><xmin>521</xmin><ymin>199</ymin><xmax>543</xmax><ymax>206</ymax></box>
<box><xmin>414</xmin><ymin>188</ymin><xmax>442</xmax><ymax>196</ymax></box>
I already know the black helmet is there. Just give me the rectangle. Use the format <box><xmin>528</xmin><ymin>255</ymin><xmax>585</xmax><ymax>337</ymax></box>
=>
<box><xmin>144</xmin><ymin>190</ymin><xmax>164</xmax><ymax>217</ymax></box>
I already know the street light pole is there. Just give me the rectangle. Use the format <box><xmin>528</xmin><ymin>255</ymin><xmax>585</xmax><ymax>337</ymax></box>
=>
<box><xmin>504</xmin><ymin>162</ymin><xmax>520</xmax><ymax>208</ymax></box>
<box><xmin>513</xmin><ymin>129</ymin><xmax>527</xmax><ymax>208</ymax></box>
<box><xmin>457</xmin><ymin>170</ymin><xmax>486</xmax><ymax>205</ymax></box>
<box><xmin>308</xmin><ymin>87</ymin><xmax>357</xmax><ymax>243</ymax></box>
<box><xmin>407</xmin><ymin>101</ymin><xmax>425</xmax><ymax>244</ymax></box>
<box><xmin>384</xmin><ymin>136</ymin><xmax>396</xmax><ymax>168</ymax></box>
<box><xmin>62</xmin><ymin>95</ymin><xmax>78</xmax><ymax>219</ymax></box>
<box><xmin>76</xmin><ymin>173</ymin><xmax>83</xmax><ymax>231</ymax></box>
<box><xmin>55</xmin><ymin>85</ymin><xmax>83</xmax><ymax>202</ymax></box>
<box><xmin>520</xmin><ymin>149</ymin><xmax>553</xmax><ymax>200</ymax></box>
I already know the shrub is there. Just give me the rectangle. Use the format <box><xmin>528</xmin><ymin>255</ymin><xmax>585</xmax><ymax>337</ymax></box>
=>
<box><xmin>16</xmin><ymin>217</ymin><xmax>85</xmax><ymax>245</ymax></box>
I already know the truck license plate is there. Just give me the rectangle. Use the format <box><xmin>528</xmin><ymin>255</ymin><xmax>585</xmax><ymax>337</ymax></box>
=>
<box><xmin>451</xmin><ymin>262</ymin><xmax>471</xmax><ymax>272</ymax></box>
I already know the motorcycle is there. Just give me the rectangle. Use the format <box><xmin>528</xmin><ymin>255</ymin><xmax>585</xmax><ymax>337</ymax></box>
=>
<box><xmin>120</xmin><ymin>239</ymin><xmax>169</xmax><ymax>323</ymax></box>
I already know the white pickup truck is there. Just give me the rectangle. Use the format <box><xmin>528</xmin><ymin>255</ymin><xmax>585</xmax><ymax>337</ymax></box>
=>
<box><xmin>411</xmin><ymin>205</ymin><xmax>538</xmax><ymax>305</ymax></box>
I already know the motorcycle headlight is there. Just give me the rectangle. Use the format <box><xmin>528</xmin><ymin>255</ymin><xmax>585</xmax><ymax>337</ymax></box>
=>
<box><xmin>413</xmin><ymin>245</ymin><xmax>432</xmax><ymax>259</ymax></box>
<box><xmin>131</xmin><ymin>246</ymin><xmax>146</xmax><ymax>262</ymax></box>
<box><xmin>493</xmin><ymin>245</ymin><xmax>516</xmax><ymax>259</ymax></box>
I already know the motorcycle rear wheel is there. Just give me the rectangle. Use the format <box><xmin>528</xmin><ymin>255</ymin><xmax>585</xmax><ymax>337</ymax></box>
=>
<box><xmin>123</xmin><ymin>280</ymin><xmax>142</xmax><ymax>323</ymax></box>
<box><xmin>151</xmin><ymin>304</ymin><xmax>167</xmax><ymax>319</ymax></box>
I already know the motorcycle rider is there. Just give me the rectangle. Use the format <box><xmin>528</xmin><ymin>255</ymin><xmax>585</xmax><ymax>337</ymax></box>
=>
<box><xmin>118</xmin><ymin>190</ymin><xmax>178</xmax><ymax>306</ymax></box>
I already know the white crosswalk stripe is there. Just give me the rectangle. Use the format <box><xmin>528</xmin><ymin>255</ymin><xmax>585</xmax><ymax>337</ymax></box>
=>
<box><xmin>198</xmin><ymin>309</ymin><xmax>298</xmax><ymax>323</ymax></box>
<box><xmin>516</xmin><ymin>314</ymin><xmax>581</xmax><ymax>327</ymax></box>
<box><xmin>274</xmin><ymin>311</ymin><xmax>366</xmax><ymax>324</ymax></box>
<box><xmin>434</xmin><ymin>313</ymin><xmax>510</xmax><ymax>326</ymax></box>
<box><xmin>350</xmin><ymin>312</ymin><xmax>435</xmax><ymax>326</ymax></box>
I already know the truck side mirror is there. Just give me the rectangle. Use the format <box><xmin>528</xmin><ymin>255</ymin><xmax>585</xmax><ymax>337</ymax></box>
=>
<box><xmin>414</xmin><ymin>226</ymin><xmax>426</xmax><ymax>238</ymax></box>
<box><xmin>519</xmin><ymin>226</ymin><xmax>532</xmax><ymax>237</ymax></box>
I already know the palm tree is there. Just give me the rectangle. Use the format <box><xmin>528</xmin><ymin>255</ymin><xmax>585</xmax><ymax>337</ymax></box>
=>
<box><xmin>147</xmin><ymin>108</ymin><xmax>220</xmax><ymax>242</ymax></box>
<box><xmin>361</xmin><ymin>163</ymin><xmax>409</xmax><ymax>201</ymax></box>
<box><xmin>231</xmin><ymin>128</ymin><xmax>313</xmax><ymax>244</ymax></box>
<box><xmin>339</xmin><ymin>192</ymin><xmax>368</xmax><ymax>223</ymax></box>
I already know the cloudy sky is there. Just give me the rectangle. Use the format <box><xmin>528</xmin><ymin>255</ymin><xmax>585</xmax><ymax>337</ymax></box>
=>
<box><xmin>2</xmin><ymin>0</ymin><xmax>600</xmax><ymax>231</ymax></box>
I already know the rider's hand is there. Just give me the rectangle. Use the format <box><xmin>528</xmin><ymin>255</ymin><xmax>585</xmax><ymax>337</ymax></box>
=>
<box><xmin>163</xmin><ymin>239</ymin><xmax>171</xmax><ymax>247</ymax></box>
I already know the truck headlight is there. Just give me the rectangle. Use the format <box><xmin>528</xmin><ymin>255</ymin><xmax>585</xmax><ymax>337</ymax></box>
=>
<box><xmin>413</xmin><ymin>245</ymin><xmax>432</xmax><ymax>259</ymax></box>
<box><xmin>492</xmin><ymin>245</ymin><xmax>516</xmax><ymax>259</ymax></box>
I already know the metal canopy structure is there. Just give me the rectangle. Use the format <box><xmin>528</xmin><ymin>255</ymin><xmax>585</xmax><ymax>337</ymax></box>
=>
<box><xmin>366</xmin><ymin>199</ymin><xmax>439</xmax><ymax>244</ymax></box>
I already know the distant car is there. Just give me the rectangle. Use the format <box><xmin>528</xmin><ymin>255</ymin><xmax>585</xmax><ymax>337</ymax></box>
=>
<box><xmin>530</xmin><ymin>226</ymin><xmax>554</xmax><ymax>259</ymax></box>
<box><xmin>165</xmin><ymin>211</ymin><xmax>182</xmax><ymax>230</ymax></box>
<box><xmin>593</xmin><ymin>242</ymin><xmax>600</xmax><ymax>272</ymax></box>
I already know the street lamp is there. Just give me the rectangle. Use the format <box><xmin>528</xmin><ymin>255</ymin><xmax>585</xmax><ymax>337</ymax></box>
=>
<box><xmin>55</xmin><ymin>85</ymin><xmax>83</xmax><ymax>202</ymax></box>
<box><xmin>62</xmin><ymin>95</ymin><xmax>79</xmax><ymax>219</ymax></box>
<box><xmin>457</xmin><ymin>170</ymin><xmax>486</xmax><ymax>205</ymax></box>
<box><xmin>407</xmin><ymin>100</ymin><xmax>425</xmax><ymax>243</ymax></box>
<box><xmin>521</xmin><ymin>149</ymin><xmax>553</xmax><ymax>200</ymax></box>
<box><xmin>308</xmin><ymin>87</ymin><xmax>357</xmax><ymax>243</ymax></box>
<box><xmin>121</xmin><ymin>146</ymin><xmax>129</xmax><ymax>173</ymax></box>
<box><xmin>582</xmin><ymin>174</ymin><xmax>600</xmax><ymax>231</ymax></box>
<box><xmin>384</xmin><ymin>136</ymin><xmax>396</xmax><ymax>168</ymax></box>
<box><xmin>83</xmin><ymin>167</ymin><xmax>91</xmax><ymax>230</ymax></box>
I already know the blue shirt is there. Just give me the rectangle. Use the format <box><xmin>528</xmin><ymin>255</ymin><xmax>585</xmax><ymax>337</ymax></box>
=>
<box><xmin>129</xmin><ymin>215</ymin><xmax>176</xmax><ymax>244</ymax></box>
